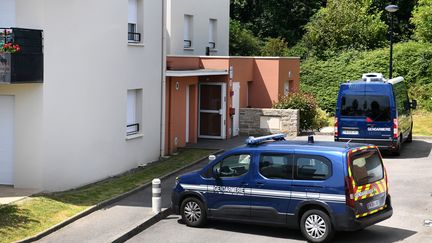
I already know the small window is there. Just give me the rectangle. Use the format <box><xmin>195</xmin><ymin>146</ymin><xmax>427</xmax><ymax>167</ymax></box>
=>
<box><xmin>350</xmin><ymin>149</ymin><xmax>384</xmax><ymax>186</ymax></box>
<box><xmin>184</xmin><ymin>15</ymin><xmax>193</xmax><ymax>48</ymax></box>
<box><xmin>128</xmin><ymin>0</ymin><xmax>142</xmax><ymax>43</ymax></box>
<box><xmin>126</xmin><ymin>89</ymin><xmax>142</xmax><ymax>135</ymax></box>
<box><xmin>208</xmin><ymin>19</ymin><xmax>217</xmax><ymax>49</ymax></box>
<box><xmin>213</xmin><ymin>154</ymin><xmax>250</xmax><ymax>178</ymax></box>
<box><xmin>294</xmin><ymin>155</ymin><xmax>331</xmax><ymax>180</ymax></box>
<box><xmin>259</xmin><ymin>154</ymin><xmax>293</xmax><ymax>180</ymax></box>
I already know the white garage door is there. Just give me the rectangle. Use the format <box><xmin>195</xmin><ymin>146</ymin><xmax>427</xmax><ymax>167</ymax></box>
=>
<box><xmin>0</xmin><ymin>95</ymin><xmax>14</xmax><ymax>185</ymax></box>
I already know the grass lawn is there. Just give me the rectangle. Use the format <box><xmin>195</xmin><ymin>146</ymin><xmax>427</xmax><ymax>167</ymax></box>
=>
<box><xmin>413</xmin><ymin>111</ymin><xmax>432</xmax><ymax>136</ymax></box>
<box><xmin>0</xmin><ymin>148</ymin><xmax>216</xmax><ymax>243</ymax></box>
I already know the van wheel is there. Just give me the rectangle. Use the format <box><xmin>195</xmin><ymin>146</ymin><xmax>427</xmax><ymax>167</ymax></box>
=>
<box><xmin>406</xmin><ymin>127</ymin><xmax>413</xmax><ymax>143</ymax></box>
<box><xmin>392</xmin><ymin>136</ymin><xmax>402</xmax><ymax>156</ymax></box>
<box><xmin>300</xmin><ymin>209</ymin><xmax>334</xmax><ymax>243</ymax></box>
<box><xmin>180</xmin><ymin>197</ymin><xmax>207</xmax><ymax>227</ymax></box>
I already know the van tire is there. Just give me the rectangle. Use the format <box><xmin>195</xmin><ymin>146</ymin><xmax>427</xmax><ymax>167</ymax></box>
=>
<box><xmin>406</xmin><ymin>127</ymin><xmax>413</xmax><ymax>143</ymax></box>
<box><xmin>392</xmin><ymin>136</ymin><xmax>402</xmax><ymax>156</ymax></box>
<box><xmin>180</xmin><ymin>197</ymin><xmax>207</xmax><ymax>227</ymax></box>
<box><xmin>300</xmin><ymin>209</ymin><xmax>334</xmax><ymax>243</ymax></box>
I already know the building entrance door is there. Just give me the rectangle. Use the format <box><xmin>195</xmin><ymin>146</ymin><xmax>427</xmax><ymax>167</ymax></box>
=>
<box><xmin>198</xmin><ymin>83</ymin><xmax>226</xmax><ymax>139</ymax></box>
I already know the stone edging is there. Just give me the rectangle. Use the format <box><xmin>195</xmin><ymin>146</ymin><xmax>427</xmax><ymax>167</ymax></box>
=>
<box><xmin>17</xmin><ymin>149</ymin><xmax>224</xmax><ymax>243</ymax></box>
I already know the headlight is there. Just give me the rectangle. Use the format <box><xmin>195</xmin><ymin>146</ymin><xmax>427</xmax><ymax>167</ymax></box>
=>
<box><xmin>175</xmin><ymin>176</ymin><xmax>180</xmax><ymax>186</ymax></box>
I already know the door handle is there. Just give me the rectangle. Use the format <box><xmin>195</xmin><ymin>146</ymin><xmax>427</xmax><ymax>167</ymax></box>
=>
<box><xmin>256</xmin><ymin>182</ymin><xmax>265</xmax><ymax>188</ymax></box>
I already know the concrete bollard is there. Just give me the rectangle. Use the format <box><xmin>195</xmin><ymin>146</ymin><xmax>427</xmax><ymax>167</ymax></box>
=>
<box><xmin>152</xmin><ymin>178</ymin><xmax>161</xmax><ymax>214</ymax></box>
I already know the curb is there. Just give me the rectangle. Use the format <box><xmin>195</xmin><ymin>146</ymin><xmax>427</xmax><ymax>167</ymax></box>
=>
<box><xmin>18</xmin><ymin>149</ymin><xmax>224</xmax><ymax>243</ymax></box>
<box><xmin>112</xmin><ymin>208</ymin><xmax>173</xmax><ymax>243</ymax></box>
<box><xmin>413</xmin><ymin>136</ymin><xmax>432</xmax><ymax>140</ymax></box>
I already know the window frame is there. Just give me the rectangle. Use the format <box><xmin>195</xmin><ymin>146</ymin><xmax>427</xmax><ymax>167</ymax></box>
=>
<box><xmin>128</xmin><ymin>0</ymin><xmax>143</xmax><ymax>44</ymax></box>
<box><xmin>293</xmin><ymin>154</ymin><xmax>332</xmax><ymax>181</ymax></box>
<box><xmin>258</xmin><ymin>153</ymin><xmax>294</xmax><ymax>180</ymax></box>
<box><xmin>184</xmin><ymin>14</ymin><xmax>193</xmax><ymax>49</ymax></box>
<box><xmin>126</xmin><ymin>89</ymin><xmax>142</xmax><ymax>137</ymax></box>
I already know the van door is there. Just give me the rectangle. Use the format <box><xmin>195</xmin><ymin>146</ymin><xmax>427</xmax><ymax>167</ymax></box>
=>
<box><xmin>393</xmin><ymin>81</ymin><xmax>411</xmax><ymax>139</ymax></box>
<box><xmin>205</xmin><ymin>153</ymin><xmax>252</xmax><ymax>220</ymax></box>
<box><xmin>348</xmin><ymin>147</ymin><xmax>388</xmax><ymax>218</ymax></box>
<box><xmin>362</xmin><ymin>89</ymin><xmax>393</xmax><ymax>140</ymax></box>
<box><xmin>250</xmin><ymin>152</ymin><xmax>293</xmax><ymax>225</ymax></box>
<box><xmin>338</xmin><ymin>83</ymin><xmax>366</xmax><ymax>142</ymax></box>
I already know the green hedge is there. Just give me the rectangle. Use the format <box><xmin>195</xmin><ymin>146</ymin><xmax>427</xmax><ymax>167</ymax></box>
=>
<box><xmin>301</xmin><ymin>41</ymin><xmax>432</xmax><ymax>114</ymax></box>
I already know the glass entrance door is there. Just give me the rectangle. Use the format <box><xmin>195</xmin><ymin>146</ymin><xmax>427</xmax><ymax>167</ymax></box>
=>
<box><xmin>199</xmin><ymin>83</ymin><xmax>226</xmax><ymax>139</ymax></box>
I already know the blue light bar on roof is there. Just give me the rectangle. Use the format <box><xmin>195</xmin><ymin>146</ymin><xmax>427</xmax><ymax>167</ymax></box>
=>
<box><xmin>246</xmin><ymin>134</ymin><xmax>286</xmax><ymax>145</ymax></box>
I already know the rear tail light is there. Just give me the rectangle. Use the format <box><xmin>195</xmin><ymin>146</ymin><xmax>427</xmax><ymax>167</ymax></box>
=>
<box><xmin>345</xmin><ymin>176</ymin><xmax>355</xmax><ymax>208</ymax></box>
<box><xmin>334</xmin><ymin>117</ymin><xmax>338</xmax><ymax>137</ymax></box>
<box><xmin>393</xmin><ymin>118</ymin><xmax>398</xmax><ymax>139</ymax></box>
<box><xmin>365</xmin><ymin>117</ymin><xmax>373</xmax><ymax>123</ymax></box>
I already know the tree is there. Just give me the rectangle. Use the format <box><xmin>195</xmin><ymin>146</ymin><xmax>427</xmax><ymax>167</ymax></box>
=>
<box><xmin>230</xmin><ymin>0</ymin><xmax>324</xmax><ymax>47</ymax></box>
<box><xmin>260</xmin><ymin>37</ymin><xmax>289</xmax><ymax>56</ymax></box>
<box><xmin>301</xmin><ymin>0</ymin><xmax>387</xmax><ymax>59</ymax></box>
<box><xmin>411</xmin><ymin>0</ymin><xmax>432</xmax><ymax>42</ymax></box>
<box><xmin>229</xmin><ymin>19</ymin><xmax>261</xmax><ymax>56</ymax></box>
<box><xmin>370</xmin><ymin>0</ymin><xmax>417</xmax><ymax>42</ymax></box>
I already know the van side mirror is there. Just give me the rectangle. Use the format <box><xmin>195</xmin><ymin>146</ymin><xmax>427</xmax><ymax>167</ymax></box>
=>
<box><xmin>411</xmin><ymin>100</ymin><xmax>417</xmax><ymax>110</ymax></box>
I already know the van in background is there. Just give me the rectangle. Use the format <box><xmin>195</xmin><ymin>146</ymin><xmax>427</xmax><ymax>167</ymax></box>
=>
<box><xmin>334</xmin><ymin>73</ymin><xmax>417</xmax><ymax>155</ymax></box>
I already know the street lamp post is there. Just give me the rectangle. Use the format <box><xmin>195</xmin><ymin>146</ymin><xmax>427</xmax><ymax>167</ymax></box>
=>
<box><xmin>385</xmin><ymin>4</ymin><xmax>399</xmax><ymax>79</ymax></box>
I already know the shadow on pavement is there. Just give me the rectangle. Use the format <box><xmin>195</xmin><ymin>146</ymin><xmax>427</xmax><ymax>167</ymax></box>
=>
<box><xmin>334</xmin><ymin>225</ymin><xmax>417</xmax><ymax>242</ymax></box>
<box><xmin>381</xmin><ymin>139</ymin><xmax>432</xmax><ymax>159</ymax></box>
<box><xmin>176</xmin><ymin>218</ymin><xmax>416</xmax><ymax>242</ymax></box>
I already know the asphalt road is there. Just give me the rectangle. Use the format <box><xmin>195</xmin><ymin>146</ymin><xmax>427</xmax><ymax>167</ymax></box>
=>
<box><xmin>127</xmin><ymin>136</ymin><xmax>432</xmax><ymax>243</ymax></box>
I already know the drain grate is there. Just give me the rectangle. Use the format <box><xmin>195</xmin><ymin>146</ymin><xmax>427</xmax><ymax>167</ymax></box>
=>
<box><xmin>424</xmin><ymin>219</ymin><xmax>432</xmax><ymax>227</ymax></box>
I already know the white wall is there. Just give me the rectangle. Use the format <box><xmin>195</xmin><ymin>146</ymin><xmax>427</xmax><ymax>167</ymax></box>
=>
<box><xmin>167</xmin><ymin>0</ymin><xmax>229</xmax><ymax>56</ymax></box>
<box><xmin>0</xmin><ymin>0</ymin><xmax>16</xmax><ymax>27</ymax></box>
<box><xmin>0</xmin><ymin>0</ymin><xmax>163</xmax><ymax>191</ymax></box>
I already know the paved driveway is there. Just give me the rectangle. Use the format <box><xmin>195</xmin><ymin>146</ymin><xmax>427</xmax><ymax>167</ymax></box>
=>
<box><xmin>127</xmin><ymin>136</ymin><xmax>432</xmax><ymax>243</ymax></box>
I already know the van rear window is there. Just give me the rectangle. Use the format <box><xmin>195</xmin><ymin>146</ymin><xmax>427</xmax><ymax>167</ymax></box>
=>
<box><xmin>350</xmin><ymin>149</ymin><xmax>384</xmax><ymax>185</ymax></box>
<box><xmin>341</xmin><ymin>95</ymin><xmax>391</xmax><ymax>122</ymax></box>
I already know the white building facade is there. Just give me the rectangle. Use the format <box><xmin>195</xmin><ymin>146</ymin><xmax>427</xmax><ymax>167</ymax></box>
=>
<box><xmin>0</xmin><ymin>0</ymin><xmax>164</xmax><ymax>191</ymax></box>
<box><xmin>166</xmin><ymin>0</ymin><xmax>229</xmax><ymax>56</ymax></box>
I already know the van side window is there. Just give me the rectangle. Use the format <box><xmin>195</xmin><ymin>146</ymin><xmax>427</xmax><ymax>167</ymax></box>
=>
<box><xmin>294</xmin><ymin>155</ymin><xmax>331</xmax><ymax>180</ymax></box>
<box><xmin>213</xmin><ymin>154</ymin><xmax>251</xmax><ymax>178</ymax></box>
<box><xmin>259</xmin><ymin>154</ymin><xmax>293</xmax><ymax>180</ymax></box>
<box><xmin>393</xmin><ymin>81</ymin><xmax>409</xmax><ymax>115</ymax></box>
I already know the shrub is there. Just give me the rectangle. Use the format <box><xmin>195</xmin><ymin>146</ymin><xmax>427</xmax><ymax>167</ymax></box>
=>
<box><xmin>273</xmin><ymin>92</ymin><xmax>318</xmax><ymax>131</ymax></box>
<box><xmin>411</xmin><ymin>0</ymin><xmax>432</xmax><ymax>43</ymax></box>
<box><xmin>260</xmin><ymin>37</ymin><xmax>289</xmax><ymax>56</ymax></box>
<box><xmin>229</xmin><ymin>19</ymin><xmax>261</xmax><ymax>56</ymax></box>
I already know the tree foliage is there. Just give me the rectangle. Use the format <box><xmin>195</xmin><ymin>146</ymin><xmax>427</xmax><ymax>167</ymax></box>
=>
<box><xmin>230</xmin><ymin>0</ymin><xmax>324</xmax><ymax>46</ymax></box>
<box><xmin>411</xmin><ymin>0</ymin><xmax>432</xmax><ymax>42</ymax></box>
<box><xmin>229</xmin><ymin>19</ymin><xmax>261</xmax><ymax>56</ymax></box>
<box><xmin>260</xmin><ymin>37</ymin><xmax>289</xmax><ymax>56</ymax></box>
<box><xmin>370</xmin><ymin>0</ymin><xmax>417</xmax><ymax>42</ymax></box>
<box><xmin>301</xmin><ymin>0</ymin><xmax>387</xmax><ymax>59</ymax></box>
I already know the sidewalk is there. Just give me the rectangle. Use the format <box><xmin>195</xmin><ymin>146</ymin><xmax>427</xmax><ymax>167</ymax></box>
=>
<box><xmin>34</xmin><ymin>158</ymin><xmax>209</xmax><ymax>243</ymax></box>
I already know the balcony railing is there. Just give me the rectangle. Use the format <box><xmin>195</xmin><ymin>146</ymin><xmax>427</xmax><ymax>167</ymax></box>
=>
<box><xmin>184</xmin><ymin>40</ymin><xmax>192</xmax><ymax>48</ymax></box>
<box><xmin>128</xmin><ymin>32</ymin><xmax>141</xmax><ymax>43</ymax></box>
<box><xmin>0</xmin><ymin>28</ymin><xmax>43</xmax><ymax>84</ymax></box>
<box><xmin>208</xmin><ymin>42</ymin><xmax>216</xmax><ymax>49</ymax></box>
<box><xmin>126</xmin><ymin>123</ymin><xmax>140</xmax><ymax>136</ymax></box>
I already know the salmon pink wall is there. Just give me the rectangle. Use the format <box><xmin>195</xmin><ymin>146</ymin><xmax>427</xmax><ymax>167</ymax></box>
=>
<box><xmin>167</xmin><ymin>56</ymin><xmax>201</xmax><ymax>70</ymax></box>
<box><xmin>249</xmin><ymin>59</ymin><xmax>280</xmax><ymax>108</ymax></box>
<box><xmin>279</xmin><ymin>58</ymin><xmax>301</xmax><ymax>96</ymax></box>
<box><xmin>166</xmin><ymin>77</ymin><xmax>198</xmax><ymax>154</ymax></box>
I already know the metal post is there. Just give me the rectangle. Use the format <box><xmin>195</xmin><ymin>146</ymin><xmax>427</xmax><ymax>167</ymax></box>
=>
<box><xmin>389</xmin><ymin>13</ymin><xmax>394</xmax><ymax>79</ymax></box>
<box><xmin>152</xmin><ymin>178</ymin><xmax>161</xmax><ymax>214</ymax></box>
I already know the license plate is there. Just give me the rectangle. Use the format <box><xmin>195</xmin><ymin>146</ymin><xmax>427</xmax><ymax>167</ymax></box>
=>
<box><xmin>342</xmin><ymin>130</ymin><xmax>359</xmax><ymax>135</ymax></box>
<box><xmin>367</xmin><ymin>200</ymin><xmax>381</xmax><ymax>210</ymax></box>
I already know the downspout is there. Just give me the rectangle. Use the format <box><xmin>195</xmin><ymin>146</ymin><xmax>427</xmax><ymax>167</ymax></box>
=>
<box><xmin>160</xmin><ymin>0</ymin><xmax>167</xmax><ymax>157</ymax></box>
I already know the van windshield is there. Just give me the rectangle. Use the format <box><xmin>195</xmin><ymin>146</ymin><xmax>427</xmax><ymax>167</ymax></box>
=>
<box><xmin>350</xmin><ymin>149</ymin><xmax>384</xmax><ymax>185</ymax></box>
<box><xmin>340</xmin><ymin>95</ymin><xmax>391</xmax><ymax>122</ymax></box>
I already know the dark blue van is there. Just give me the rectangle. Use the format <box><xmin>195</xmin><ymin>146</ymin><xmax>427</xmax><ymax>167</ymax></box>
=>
<box><xmin>172</xmin><ymin>134</ymin><xmax>393</xmax><ymax>242</ymax></box>
<box><xmin>334</xmin><ymin>74</ymin><xmax>417</xmax><ymax>155</ymax></box>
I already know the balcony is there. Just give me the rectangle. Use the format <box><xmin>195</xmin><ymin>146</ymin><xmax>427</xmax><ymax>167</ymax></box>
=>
<box><xmin>0</xmin><ymin>28</ymin><xmax>43</xmax><ymax>84</ymax></box>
